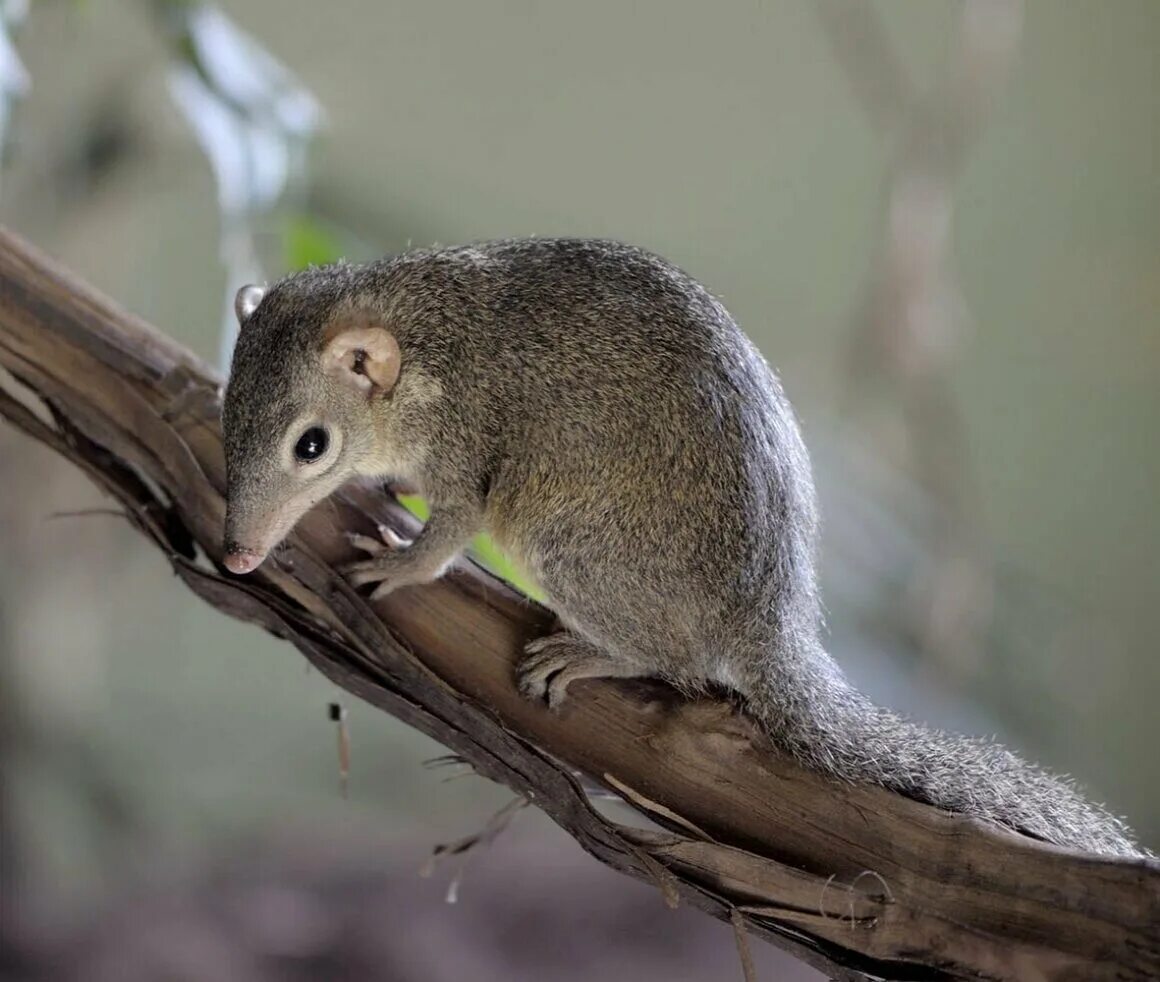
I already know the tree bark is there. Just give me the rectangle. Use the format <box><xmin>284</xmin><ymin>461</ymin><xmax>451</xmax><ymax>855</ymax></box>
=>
<box><xmin>1</xmin><ymin>227</ymin><xmax>1157</xmax><ymax>982</ymax></box>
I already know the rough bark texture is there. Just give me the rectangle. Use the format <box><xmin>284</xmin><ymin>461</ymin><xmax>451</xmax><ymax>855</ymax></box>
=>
<box><xmin>1</xmin><ymin>228</ymin><xmax>1157</xmax><ymax>982</ymax></box>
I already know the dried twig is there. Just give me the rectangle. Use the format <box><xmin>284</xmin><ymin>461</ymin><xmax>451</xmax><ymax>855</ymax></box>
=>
<box><xmin>730</xmin><ymin>909</ymin><xmax>758</xmax><ymax>982</ymax></box>
<box><xmin>420</xmin><ymin>796</ymin><xmax>529</xmax><ymax>903</ymax></box>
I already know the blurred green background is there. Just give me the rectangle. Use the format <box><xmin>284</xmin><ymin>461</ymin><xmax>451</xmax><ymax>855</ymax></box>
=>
<box><xmin>1</xmin><ymin>2</ymin><xmax>1156</xmax><ymax>980</ymax></box>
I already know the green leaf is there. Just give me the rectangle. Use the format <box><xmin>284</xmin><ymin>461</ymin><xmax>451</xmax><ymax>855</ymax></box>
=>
<box><xmin>283</xmin><ymin>214</ymin><xmax>343</xmax><ymax>270</ymax></box>
<box><xmin>396</xmin><ymin>494</ymin><xmax>430</xmax><ymax>521</ymax></box>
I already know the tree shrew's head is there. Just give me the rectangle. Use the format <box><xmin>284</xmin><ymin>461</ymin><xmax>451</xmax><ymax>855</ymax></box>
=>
<box><xmin>220</xmin><ymin>271</ymin><xmax>402</xmax><ymax>575</ymax></box>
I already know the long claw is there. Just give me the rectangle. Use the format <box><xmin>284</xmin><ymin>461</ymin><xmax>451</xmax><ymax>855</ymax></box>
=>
<box><xmin>369</xmin><ymin>580</ymin><xmax>398</xmax><ymax>602</ymax></box>
<box><xmin>343</xmin><ymin>560</ymin><xmax>393</xmax><ymax>587</ymax></box>
<box><xmin>378</xmin><ymin>523</ymin><xmax>412</xmax><ymax>549</ymax></box>
<box><xmin>345</xmin><ymin>525</ymin><xmax>412</xmax><ymax>558</ymax></box>
<box><xmin>346</xmin><ymin>532</ymin><xmax>388</xmax><ymax>556</ymax></box>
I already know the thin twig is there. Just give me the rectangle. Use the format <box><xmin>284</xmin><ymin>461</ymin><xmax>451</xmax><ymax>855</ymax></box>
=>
<box><xmin>731</xmin><ymin>909</ymin><xmax>758</xmax><ymax>982</ymax></box>
<box><xmin>420</xmin><ymin>796</ymin><xmax>529</xmax><ymax>903</ymax></box>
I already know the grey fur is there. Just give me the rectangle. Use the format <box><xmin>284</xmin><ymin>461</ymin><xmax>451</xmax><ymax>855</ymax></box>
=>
<box><xmin>222</xmin><ymin>238</ymin><xmax>1145</xmax><ymax>857</ymax></box>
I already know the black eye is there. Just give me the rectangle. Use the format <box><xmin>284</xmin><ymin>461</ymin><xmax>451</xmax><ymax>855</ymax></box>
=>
<box><xmin>294</xmin><ymin>426</ymin><xmax>329</xmax><ymax>463</ymax></box>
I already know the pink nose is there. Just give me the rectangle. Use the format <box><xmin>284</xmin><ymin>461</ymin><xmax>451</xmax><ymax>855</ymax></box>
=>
<box><xmin>223</xmin><ymin>550</ymin><xmax>263</xmax><ymax>575</ymax></box>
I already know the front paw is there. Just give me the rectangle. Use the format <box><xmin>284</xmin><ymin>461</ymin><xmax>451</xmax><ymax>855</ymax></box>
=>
<box><xmin>341</xmin><ymin>525</ymin><xmax>413</xmax><ymax>599</ymax></box>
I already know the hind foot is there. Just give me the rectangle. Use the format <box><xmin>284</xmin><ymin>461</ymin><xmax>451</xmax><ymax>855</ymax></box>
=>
<box><xmin>517</xmin><ymin>634</ymin><xmax>641</xmax><ymax>711</ymax></box>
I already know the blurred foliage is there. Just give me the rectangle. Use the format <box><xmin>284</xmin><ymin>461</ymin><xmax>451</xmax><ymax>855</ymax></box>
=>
<box><xmin>282</xmin><ymin>213</ymin><xmax>343</xmax><ymax>270</ymax></box>
<box><xmin>152</xmin><ymin>0</ymin><xmax>322</xmax><ymax>367</ymax></box>
<box><xmin>0</xmin><ymin>0</ymin><xmax>29</xmax><ymax>176</ymax></box>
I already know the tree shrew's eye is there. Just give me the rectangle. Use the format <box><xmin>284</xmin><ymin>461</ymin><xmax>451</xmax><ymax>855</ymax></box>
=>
<box><xmin>294</xmin><ymin>426</ymin><xmax>329</xmax><ymax>463</ymax></box>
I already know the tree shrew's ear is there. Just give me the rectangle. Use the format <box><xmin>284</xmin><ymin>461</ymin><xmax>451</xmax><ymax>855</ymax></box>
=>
<box><xmin>321</xmin><ymin>317</ymin><xmax>401</xmax><ymax>397</ymax></box>
<box><xmin>234</xmin><ymin>284</ymin><xmax>266</xmax><ymax>325</ymax></box>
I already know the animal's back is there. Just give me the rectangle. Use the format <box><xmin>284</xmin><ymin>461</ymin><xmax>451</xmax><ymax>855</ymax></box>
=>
<box><xmin>470</xmin><ymin>239</ymin><xmax>822</xmax><ymax>672</ymax></box>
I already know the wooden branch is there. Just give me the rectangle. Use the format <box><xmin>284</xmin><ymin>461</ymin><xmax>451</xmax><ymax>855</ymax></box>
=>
<box><xmin>1</xmin><ymin>227</ymin><xmax>1156</xmax><ymax>982</ymax></box>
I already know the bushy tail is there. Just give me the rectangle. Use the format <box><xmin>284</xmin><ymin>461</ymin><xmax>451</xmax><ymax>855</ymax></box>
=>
<box><xmin>744</xmin><ymin>644</ymin><xmax>1145</xmax><ymax>858</ymax></box>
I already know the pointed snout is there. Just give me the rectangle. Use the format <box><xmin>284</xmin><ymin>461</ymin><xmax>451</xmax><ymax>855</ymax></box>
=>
<box><xmin>222</xmin><ymin>543</ymin><xmax>265</xmax><ymax>575</ymax></box>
